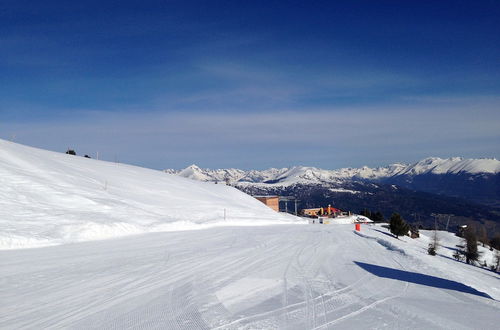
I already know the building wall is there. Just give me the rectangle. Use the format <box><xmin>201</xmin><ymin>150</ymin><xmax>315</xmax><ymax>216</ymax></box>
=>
<box><xmin>255</xmin><ymin>196</ymin><xmax>279</xmax><ymax>212</ymax></box>
<box><xmin>302</xmin><ymin>208</ymin><xmax>321</xmax><ymax>216</ymax></box>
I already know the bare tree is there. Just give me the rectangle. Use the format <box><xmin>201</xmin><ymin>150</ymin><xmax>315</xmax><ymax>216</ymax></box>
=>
<box><xmin>428</xmin><ymin>230</ymin><xmax>439</xmax><ymax>256</ymax></box>
<box><xmin>477</xmin><ymin>225</ymin><xmax>488</xmax><ymax>248</ymax></box>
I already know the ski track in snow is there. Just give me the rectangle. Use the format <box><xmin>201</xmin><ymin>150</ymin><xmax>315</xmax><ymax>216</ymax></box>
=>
<box><xmin>1</xmin><ymin>140</ymin><xmax>499</xmax><ymax>329</ymax></box>
<box><xmin>2</xmin><ymin>225</ymin><xmax>499</xmax><ymax>329</ymax></box>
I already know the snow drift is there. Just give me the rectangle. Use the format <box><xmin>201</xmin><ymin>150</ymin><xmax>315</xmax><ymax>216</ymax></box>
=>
<box><xmin>0</xmin><ymin>139</ymin><xmax>301</xmax><ymax>249</ymax></box>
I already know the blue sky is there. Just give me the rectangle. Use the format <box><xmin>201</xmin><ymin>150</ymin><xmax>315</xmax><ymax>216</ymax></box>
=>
<box><xmin>1</xmin><ymin>0</ymin><xmax>499</xmax><ymax>169</ymax></box>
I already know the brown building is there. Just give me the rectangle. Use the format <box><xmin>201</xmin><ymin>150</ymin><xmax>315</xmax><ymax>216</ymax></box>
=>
<box><xmin>302</xmin><ymin>205</ymin><xmax>342</xmax><ymax>217</ymax></box>
<box><xmin>302</xmin><ymin>208</ymin><xmax>322</xmax><ymax>217</ymax></box>
<box><xmin>254</xmin><ymin>195</ymin><xmax>279</xmax><ymax>212</ymax></box>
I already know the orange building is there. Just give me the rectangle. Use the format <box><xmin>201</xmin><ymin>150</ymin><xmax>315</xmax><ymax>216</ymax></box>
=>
<box><xmin>302</xmin><ymin>208</ymin><xmax>322</xmax><ymax>217</ymax></box>
<box><xmin>302</xmin><ymin>205</ymin><xmax>342</xmax><ymax>217</ymax></box>
<box><xmin>254</xmin><ymin>195</ymin><xmax>279</xmax><ymax>212</ymax></box>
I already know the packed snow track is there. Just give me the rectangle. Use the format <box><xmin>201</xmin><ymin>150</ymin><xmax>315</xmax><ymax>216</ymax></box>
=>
<box><xmin>1</xmin><ymin>224</ymin><xmax>498</xmax><ymax>329</ymax></box>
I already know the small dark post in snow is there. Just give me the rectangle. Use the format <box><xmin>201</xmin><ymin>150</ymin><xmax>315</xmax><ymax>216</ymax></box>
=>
<box><xmin>445</xmin><ymin>214</ymin><xmax>453</xmax><ymax>231</ymax></box>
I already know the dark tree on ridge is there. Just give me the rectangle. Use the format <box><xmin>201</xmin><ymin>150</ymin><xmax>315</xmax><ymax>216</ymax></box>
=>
<box><xmin>463</xmin><ymin>228</ymin><xmax>480</xmax><ymax>265</ymax></box>
<box><xmin>389</xmin><ymin>213</ymin><xmax>409</xmax><ymax>238</ymax></box>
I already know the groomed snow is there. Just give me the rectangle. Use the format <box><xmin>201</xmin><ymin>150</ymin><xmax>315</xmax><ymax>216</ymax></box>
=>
<box><xmin>1</xmin><ymin>140</ymin><xmax>499</xmax><ymax>328</ymax></box>
<box><xmin>0</xmin><ymin>139</ymin><xmax>303</xmax><ymax>250</ymax></box>
<box><xmin>1</xmin><ymin>224</ymin><xmax>498</xmax><ymax>329</ymax></box>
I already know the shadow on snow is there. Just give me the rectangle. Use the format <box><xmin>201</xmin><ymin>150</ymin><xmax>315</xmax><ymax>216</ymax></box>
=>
<box><xmin>370</xmin><ymin>228</ymin><xmax>396</xmax><ymax>239</ymax></box>
<box><xmin>354</xmin><ymin>261</ymin><xmax>493</xmax><ymax>299</ymax></box>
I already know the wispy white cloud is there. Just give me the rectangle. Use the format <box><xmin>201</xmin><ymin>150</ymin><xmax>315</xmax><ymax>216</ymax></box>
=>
<box><xmin>144</xmin><ymin>60</ymin><xmax>430</xmax><ymax>114</ymax></box>
<box><xmin>2</xmin><ymin>98</ymin><xmax>499</xmax><ymax>170</ymax></box>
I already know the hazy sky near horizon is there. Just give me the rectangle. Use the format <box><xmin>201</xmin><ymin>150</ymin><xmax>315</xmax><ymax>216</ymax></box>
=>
<box><xmin>1</xmin><ymin>0</ymin><xmax>499</xmax><ymax>170</ymax></box>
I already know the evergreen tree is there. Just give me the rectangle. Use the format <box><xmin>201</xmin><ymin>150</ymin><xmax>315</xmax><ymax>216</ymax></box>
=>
<box><xmin>463</xmin><ymin>228</ymin><xmax>480</xmax><ymax>264</ymax></box>
<box><xmin>389</xmin><ymin>213</ymin><xmax>409</xmax><ymax>238</ymax></box>
<box><xmin>490</xmin><ymin>234</ymin><xmax>500</xmax><ymax>251</ymax></box>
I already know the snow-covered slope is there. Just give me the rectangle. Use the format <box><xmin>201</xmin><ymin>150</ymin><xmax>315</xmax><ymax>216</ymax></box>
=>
<box><xmin>398</xmin><ymin>157</ymin><xmax>500</xmax><ymax>175</ymax></box>
<box><xmin>1</xmin><ymin>224</ymin><xmax>498</xmax><ymax>329</ymax></box>
<box><xmin>0</xmin><ymin>139</ymin><xmax>299</xmax><ymax>250</ymax></box>
<box><xmin>1</xmin><ymin>139</ymin><xmax>499</xmax><ymax>327</ymax></box>
<box><xmin>165</xmin><ymin>164</ymin><xmax>248</xmax><ymax>182</ymax></box>
<box><xmin>167</xmin><ymin>157</ymin><xmax>500</xmax><ymax>186</ymax></box>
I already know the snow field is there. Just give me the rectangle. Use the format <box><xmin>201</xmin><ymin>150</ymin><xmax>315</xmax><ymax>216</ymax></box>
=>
<box><xmin>0</xmin><ymin>139</ymin><xmax>302</xmax><ymax>250</ymax></box>
<box><xmin>1</xmin><ymin>224</ymin><xmax>498</xmax><ymax>329</ymax></box>
<box><xmin>1</xmin><ymin>139</ymin><xmax>499</xmax><ymax>329</ymax></box>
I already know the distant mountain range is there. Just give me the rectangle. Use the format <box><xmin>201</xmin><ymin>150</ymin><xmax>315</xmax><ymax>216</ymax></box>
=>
<box><xmin>166</xmin><ymin>157</ymin><xmax>500</xmax><ymax>182</ymax></box>
<box><xmin>165</xmin><ymin>157</ymin><xmax>500</xmax><ymax>206</ymax></box>
<box><xmin>165</xmin><ymin>157</ymin><xmax>500</xmax><ymax>234</ymax></box>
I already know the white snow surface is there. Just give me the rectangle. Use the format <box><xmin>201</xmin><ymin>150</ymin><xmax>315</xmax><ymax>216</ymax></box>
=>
<box><xmin>331</xmin><ymin>215</ymin><xmax>372</xmax><ymax>224</ymax></box>
<box><xmin>1</xmin><ymin>224</ymin><xmax>499</xmax><ymax>329</ymax></box>
<box><xmin>329</xmin><ymin>188</ymin><xmax>361</xmax><ymax>194</ymax></box>
<box><xmin>0</xmin><ymin>139</ymin><xmax>301</xmax><ymax>250</ymax></box>
<box><xmin>167</xmin><ymin>157</ymin><xmax>500</xmax><ymax>186</ymax></box>
<box><xmin>1</xmin><ymin>140</ymin><xmax>499</xmax><ymax>328</ymax></box>
<box><xmin>310</xmin><ymin>215</ymin><xmax>373</xmax><ymax>224</ymax></box>
<box><xmin>399</xmin><ymin>157</ymin><xmax>500</xmax><ymax>175</ymax></box>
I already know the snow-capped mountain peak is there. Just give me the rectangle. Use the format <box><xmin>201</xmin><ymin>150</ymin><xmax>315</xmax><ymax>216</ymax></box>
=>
<box><xmin>166</xmin><ymin>157</ymin><xmax>500</xmax><ymax>187</ymax></box>
<box><xmin>400</xmin><ymin>157</ymin><xmax>500</xmax><ymax>175</ymax></box>
<box><xmin>177</xmin><ymin>164</ymin><xmax>210</xmax><ymax>181</ymax></box>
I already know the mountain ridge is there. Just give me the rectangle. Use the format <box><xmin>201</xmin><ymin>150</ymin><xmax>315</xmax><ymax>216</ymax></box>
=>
<box><xmin>165</xmin><ymin>157</ymin><xmax>500</xmax><ymax>185</ymax></box>
<box><xmin>165</xmin><ymin>157</ymin><xmax>500</xmax><ymax>216</ymax></box>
